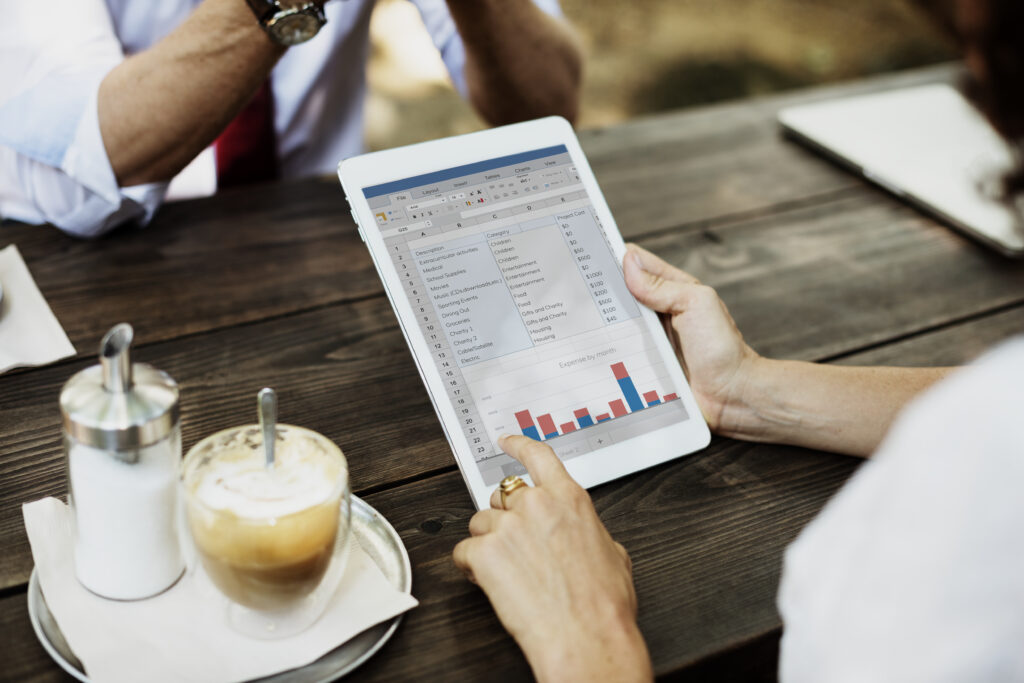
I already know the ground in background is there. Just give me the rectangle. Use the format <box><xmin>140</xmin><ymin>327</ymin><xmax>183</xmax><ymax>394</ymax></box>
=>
<box><xmin>365</xmin><ymin>0</ymin><xmax>955</xmax><ymax>150</ymax></box>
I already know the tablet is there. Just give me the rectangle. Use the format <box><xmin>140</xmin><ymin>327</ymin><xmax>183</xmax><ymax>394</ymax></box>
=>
<box><xmin>338</xmin><ymin>117</ymin><xmax>710</xmax><ymax>509</ymax></box>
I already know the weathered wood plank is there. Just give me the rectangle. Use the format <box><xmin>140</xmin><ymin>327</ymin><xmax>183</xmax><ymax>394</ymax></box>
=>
<box><xmin>583</xmin><ymin>63</ymin><xmax>958</xmax><ymax>162</ymax></box>
<box><xmin>332</xmin><ymin>442</ymin><xmax>858</xmax><ymax>681</ymax></box>
<box><xmin>583</xmin><ymin>64</ymin><xmax>958</xmax><ymax>236</ymax></box>
<box><xmin>0</xmin><ymin>65</ymin><xmax>958</xmax><ymax>358</ymax></box>
<box><xmin>289</xmin><ymin>300</ymin><xmax>1018</xmax><ymax>680</ymax></box>
<box><xmin>5</xmin><ymin>188</ymin><xmax>1024</xmax><ymax>590</ymax></box>
<box><xmin>1</xmin><ymin>177</ymin><xmax>373</xmax><ymax>356</ymax></box>
<box><xmin>5</xmin><ymin>302</ymin><xmax>1020</xmax><ymax>678</ymax></box>
<box><xmin>833</xmin><ymin>304</ymin><xmax>1024</xmax><ymax>367</ymax></box>
<box><xmin>0</xmin><ymin>297</ymin><xmax>451</xmax><ymax>591</ymax></box>
<box><xmin>0</xmin><ymin>591</ymin><xmax>75</xmax><ymax>683</ymax></box>
<box><xmin>639</xmin><ymin>190</ymin><xmax>1024</xmax><ymax>362</ymax></box>
<box><xmin>0</xmin><ymin>439</ymin><xmax>855</xmax><ymax>682</ymax></box>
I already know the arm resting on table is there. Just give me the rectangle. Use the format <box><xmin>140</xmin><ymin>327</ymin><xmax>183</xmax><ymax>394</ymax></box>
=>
<box><xmin>724</xmin><ymin>361</ymin><xmax>954</xmax><ymax>458</ymax></box>
<box><xmin>623</xmin><ymin>243</ymin><xmax>954</xmax><ymax>458</ymax></box>
<box><xmin>0</xmin><ymin>0</ymin><xmax>281</xmax><ymax>236</ymax></box>
<box><xmin>99</xmin><ymin>0</ymin><xmax>284</xmax><ymax>187</ymax></box>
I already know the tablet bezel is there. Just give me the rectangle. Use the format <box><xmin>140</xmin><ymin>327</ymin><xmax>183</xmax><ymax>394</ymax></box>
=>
<box><xmin>339</xmin><ymin>116</ymin><xmax>710</xmax><ymax>509</ymax></box>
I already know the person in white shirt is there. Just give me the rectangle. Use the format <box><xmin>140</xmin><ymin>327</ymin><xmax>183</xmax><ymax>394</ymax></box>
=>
<box><xmin>0</xmin><ymin>0</ymin><xmax>580</xmax><ymax>238</ymax></box>
<box><xmin>451</xmin><ymin>1</ymin><xmax>1024</xmax><ymax>681</ymax></box>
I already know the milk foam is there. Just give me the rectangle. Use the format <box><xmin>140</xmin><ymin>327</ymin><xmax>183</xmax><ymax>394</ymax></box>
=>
<box><xmin>190</xmin><ymin>432</ymin><xmax>342</xmax><ymax>519</ymax></box>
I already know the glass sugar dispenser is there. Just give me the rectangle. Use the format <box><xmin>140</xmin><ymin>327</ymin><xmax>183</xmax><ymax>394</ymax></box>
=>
<box><xmin>60</xmin><ymin>323</ymin><xmax>185</xmax><ymax>600</ymax></box>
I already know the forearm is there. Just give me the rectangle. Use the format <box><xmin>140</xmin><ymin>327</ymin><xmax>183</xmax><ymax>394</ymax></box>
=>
<box><xmin>99</xmin><ymin>0</ymin><xmax>283</xmax><ymax>186</ymax></box>
<box><xmin>522</xmin><ymin>611</ymin><xmax>653</xmax><ymax>683</ymax></box>
<box><xmin>722</xmin><ymin>360</ymin><xmax>954</xmax><ymax>457</ymax></box>
<box><xmin>445</xmin><ymin>0</ymin><xmax>581</xmax><ymax>125</ymax></box>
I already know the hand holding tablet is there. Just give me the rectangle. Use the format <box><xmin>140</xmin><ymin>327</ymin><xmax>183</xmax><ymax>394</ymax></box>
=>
<box><xmin>338</xmin><ymin>117</ymin><xmax>710</xmax><ymax>508</ymax></box>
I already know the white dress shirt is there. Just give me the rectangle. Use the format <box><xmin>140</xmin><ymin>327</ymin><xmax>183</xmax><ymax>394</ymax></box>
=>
<box><xmin>778</xmin><ymin>337</ymin><xmax>1024</xmax><ymax>682</ymax></box>
<box><xmin>0</xmin><ymin>0</ymin><xmax>561</xmax><ymax>237</ymax></box>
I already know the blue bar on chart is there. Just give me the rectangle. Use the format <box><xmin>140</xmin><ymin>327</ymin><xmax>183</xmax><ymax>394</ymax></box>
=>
<box><xmin>515</xmin><ymin>410</ymin><xmax>542</xmax><ymax>441</ymax></box>
<box><xmin>611</xmin><ymin>362</ymin><xmax>645</xmax><ymax>413</ymax></box>
<box><xmin>511</xmin><ymin>361</ymin><xmax>673</xmax><ymax>444</ymax></box>
<box><xmin>574</xmin><ymin>408</ymin><xmax>594</xmax><ymax>428</ymax></box>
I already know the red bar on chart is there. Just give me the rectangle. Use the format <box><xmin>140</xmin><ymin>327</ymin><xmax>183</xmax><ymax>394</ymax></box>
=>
<box><xmin>643</xmin><ymin>390</ymin><xmax>660</xmax><ymax>403</ymax></box>
<box><xmin>609</xmin><ymin>399</ymin><xmax>628</xmax><ymax>418</ymax></box>
<box><xmin>664</xmin><ymin>393</ymin><xmax>678</xmax><ymax>401</ymax></box>
<box><xmin>537</xmin><ymin>413</ymin><xmax>558</xmax><ymax>438</ymax></box>
<box><xmin>559</xmin><ymin>422</ymin><xmax>577</xmax><ymax>434</ymax></box>
<box><xmin>610</xmin><ymin>362</ymin><xmax>629</xmax><ymax>380</ymax></box>
<box><xmin>595</xmin><ymin>413</ymin><xmax>611</xmax><ymax>422</ymax></box>
<box><xmin>515</xmin><ymin>410</ymin><xmax>542</xmax><ymax>441</ymax></box>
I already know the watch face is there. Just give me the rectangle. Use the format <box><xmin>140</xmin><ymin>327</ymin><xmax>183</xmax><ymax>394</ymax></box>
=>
<box><xmin>269</xmin><ymin>10</ymin><xmax>323</xmax><ymax>46</ymax></box>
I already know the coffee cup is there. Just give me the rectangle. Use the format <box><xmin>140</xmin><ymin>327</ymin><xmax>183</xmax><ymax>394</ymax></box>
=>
<box><xmin>181</xmin><ymin>424</ymin><xmax>351</xmax><ymax>638</ymax></box>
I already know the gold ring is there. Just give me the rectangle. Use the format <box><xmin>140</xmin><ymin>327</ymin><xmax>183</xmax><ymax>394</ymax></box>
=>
<box><xmin>499</xmin><ymin>475</ymin><xmax>528</xmax><ymax>507</ymax></box>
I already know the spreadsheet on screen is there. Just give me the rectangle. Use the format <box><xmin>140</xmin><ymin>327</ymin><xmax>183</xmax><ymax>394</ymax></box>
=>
<box><xmin>363</xmin><ymin>146</ymin><xmax>690</xmax><ymax>484</ymax></box>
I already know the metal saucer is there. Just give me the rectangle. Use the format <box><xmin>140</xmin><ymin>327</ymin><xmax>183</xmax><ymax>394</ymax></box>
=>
<box><xmin>28</xmin><ymin>495</ymin><xmax>412</xmax><ymax>683</ymax></box>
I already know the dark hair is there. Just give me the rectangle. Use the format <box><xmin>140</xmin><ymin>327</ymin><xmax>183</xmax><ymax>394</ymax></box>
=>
<box><xmin>918</xmin><ymin>0</ymin><xmax>1024</xmax><ymax>199</ymax></box>
<box><xmin>959</xmin><ymin>0</ymin><xmax>1024</xmax><ymax>198</ymax></box>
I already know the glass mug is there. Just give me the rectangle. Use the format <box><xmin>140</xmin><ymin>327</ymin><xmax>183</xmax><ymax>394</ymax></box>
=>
<box><xmin>181</xmin><ymin>424</ymin><xmax>352</xmax><ymax>639</ymax></box>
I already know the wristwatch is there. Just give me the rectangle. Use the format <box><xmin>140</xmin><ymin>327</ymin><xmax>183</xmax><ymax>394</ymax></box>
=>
<box><xmin>245</xmin><ymin>0</ymin><xmax>327</xmax><ymax>46</ymax></box>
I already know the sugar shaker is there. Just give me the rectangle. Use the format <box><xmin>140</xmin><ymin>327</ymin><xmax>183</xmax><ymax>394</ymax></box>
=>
<box><xmin>60</xmin><ymin>323</ymin><xmax>184</xmax><ymax>600</ymax></box>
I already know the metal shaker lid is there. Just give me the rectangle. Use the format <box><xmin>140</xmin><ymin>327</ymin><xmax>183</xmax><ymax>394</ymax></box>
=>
<box><xmin>60</xmin><ymin>323</ymin><xmax>180</xmax><ymax>450</ymax></box>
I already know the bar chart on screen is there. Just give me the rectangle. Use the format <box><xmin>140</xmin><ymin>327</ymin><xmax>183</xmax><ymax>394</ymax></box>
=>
<box><xmin>462</xmin><ymin>316</ymin><xmax>688</xmax><ymax>464</ymax></box>
<box><xmin>512</xmin><ymin>361</ymin><xmax>682</xmax><ymax>442</ymax></box>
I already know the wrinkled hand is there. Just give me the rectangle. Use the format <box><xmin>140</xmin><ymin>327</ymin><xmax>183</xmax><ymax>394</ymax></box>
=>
<box><xmin>622</xmin><ymin>243</ymin><xmax>759</xmax><ymax>435</ymax></box>
<box><xmin>453</xmin><ymin>435</ymin><xmax>652</xmax><ymax>683</ymax></box>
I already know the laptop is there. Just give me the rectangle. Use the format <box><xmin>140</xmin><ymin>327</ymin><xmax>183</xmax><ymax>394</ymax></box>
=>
<box><xmin>779</xmin><ymin>83</ymin><xmax>1024</xmax><ymax>257</ymax></box>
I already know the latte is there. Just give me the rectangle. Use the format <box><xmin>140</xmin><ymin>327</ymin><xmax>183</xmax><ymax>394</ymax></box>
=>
<box><xmin>183</xmin><ymin>425</ymin><xmax>348</xmax><ymax>611</ymax></box>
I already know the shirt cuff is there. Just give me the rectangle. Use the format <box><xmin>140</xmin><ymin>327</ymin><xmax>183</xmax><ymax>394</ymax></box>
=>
<box><xmin>63</xmin><ymin>81</ymin><xmax>168</xmax><ymax>225</ymax></box>
<box><xmin>0</xmin><ymin>67</ymin><xmax>167</xmax><ymax>237</ymax></box>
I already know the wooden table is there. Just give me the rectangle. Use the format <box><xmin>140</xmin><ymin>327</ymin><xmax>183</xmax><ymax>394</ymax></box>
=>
<box><xmin>3</xmin><ymin>63</ymin><xmax>1023</xmax><ymax>682</ymax></box>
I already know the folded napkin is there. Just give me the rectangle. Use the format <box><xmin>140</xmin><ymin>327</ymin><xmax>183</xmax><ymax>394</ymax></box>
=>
<box><xmin>0</xmin><ymin>244</ymin><xmax>75</xmax><ymax>373</ymax></box>
<box><xmin>24</xmin><ymin>498</ymin><xmax>418</xmax><ymax>683</ymax></box>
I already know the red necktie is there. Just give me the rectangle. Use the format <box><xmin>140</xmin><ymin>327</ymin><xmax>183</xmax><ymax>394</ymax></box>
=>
<box><xmin>214</xmin><ymin>81</ymin><xmax>279</xmax><ymax>188</ymax></box>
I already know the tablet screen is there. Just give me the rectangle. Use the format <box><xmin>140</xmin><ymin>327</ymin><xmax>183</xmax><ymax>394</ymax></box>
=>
<box><xmin>363</xmin><ymin>145</ymin><xmax>691</xmax><ymax>485</ymax></box>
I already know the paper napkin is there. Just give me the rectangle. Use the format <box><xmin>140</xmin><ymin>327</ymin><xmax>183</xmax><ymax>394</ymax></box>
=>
<box><xmin>0</xmin><ymin>245</ymin><xmax>75</xmax><ymax>373</ymax></box>
<box><xmin>24</xmin><ymin>498</ymin><xmax>418</xmax><ymax>683</ymax></box>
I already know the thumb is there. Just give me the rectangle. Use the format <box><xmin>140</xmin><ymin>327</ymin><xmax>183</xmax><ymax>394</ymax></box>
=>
<box><xmin>623</xmin><ymin>249</ymin><xmax>698</xmax><ymax>315</ymax></box>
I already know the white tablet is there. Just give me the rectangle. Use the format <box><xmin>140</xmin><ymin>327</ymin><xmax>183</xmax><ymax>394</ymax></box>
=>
<box><xmin>338</xmin><ymin>117</ymin><xmax>710</xmax><ymax>509</ymax></box>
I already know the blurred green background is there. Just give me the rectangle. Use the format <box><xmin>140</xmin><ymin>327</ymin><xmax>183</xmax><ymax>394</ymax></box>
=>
<box><xmin>365</xmin><ymin>0</ymin><xmax>956</xmax><ymax>150</ymax></box>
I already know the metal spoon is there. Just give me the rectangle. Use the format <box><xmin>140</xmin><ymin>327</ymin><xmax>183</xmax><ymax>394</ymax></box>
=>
<box><xmin>258</xmin><ymin>387</ymin><xmax>277</xmax><ymax>469</ymax></box>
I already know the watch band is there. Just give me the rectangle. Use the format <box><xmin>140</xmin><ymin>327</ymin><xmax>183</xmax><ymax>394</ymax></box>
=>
<box><xmin>245</xmin><ymin>0</ymin><xmax>277</xmax><ymax>23</ymax></box>
<box><xmin>244</xmin><ymin>0</ymin><xmax>327</xmax><ymax>46</ymax></box>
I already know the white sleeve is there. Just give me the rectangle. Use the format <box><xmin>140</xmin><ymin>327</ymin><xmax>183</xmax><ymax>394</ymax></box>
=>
<box><xmin>407</xmin><ymin>0</ymin><xmax>565</xmax><ymax>98</ymax></box>
<box><xmin>777</xmin><ymin>337</ymin><xmax>1024</xmax><ymax>682</ymax></box>
<box><xmin>0</xmin><ymin>0</ymin><xmax>167</xmax><ymax>238</ymax></box>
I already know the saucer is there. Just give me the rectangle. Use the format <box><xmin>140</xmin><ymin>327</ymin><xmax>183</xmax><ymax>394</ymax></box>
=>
<box><xmin>28</xmin><ymin>495</ymin><xmax>412</xmax><ymax>683</ymax></box>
